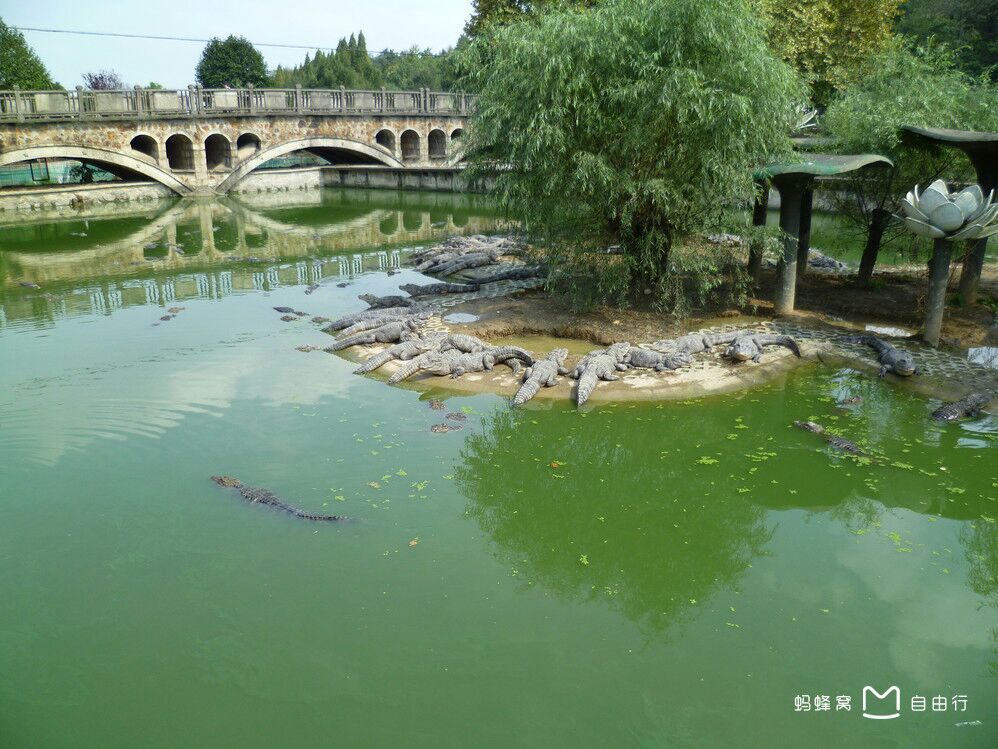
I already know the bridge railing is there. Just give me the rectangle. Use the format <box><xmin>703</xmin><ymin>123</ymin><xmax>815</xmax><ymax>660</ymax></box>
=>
<box><xmin>0</xmin><ymin>86</ymin><xmax>475</xmax><ymax>123</ymax></box>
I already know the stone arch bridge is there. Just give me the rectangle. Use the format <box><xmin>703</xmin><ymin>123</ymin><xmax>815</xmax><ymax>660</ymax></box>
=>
<box><xmin>0</xmin><ymin>86</ymin><xmax>472</xmax><ymax>196</ymax></box>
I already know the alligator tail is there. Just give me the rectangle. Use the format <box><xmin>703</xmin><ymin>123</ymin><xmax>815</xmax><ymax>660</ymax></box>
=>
<box><xmin>331</xmin><ymin>334</ymin><xmax>365</xmax><ymax>351</ymax></box>
<box><xmin>772</xmin><ymin>335</ymin><xmax>802</xmax><ymax>357</ymax></box>
<box><xmin>354</xmin><ymin>350</ymin><xmax>393</xmax><ymax>373</ymax></box>
<box><xmin>576</xmin><ymin>369</ymin><xmax>598</xmax><ymax>406</ymax></box>
<box><xmin>387</xmin><ymin>359</ymin><xmax>422</xmax><ymax>385</ymax></box>
<box><xmin>491</xmin><ymin>346</ymin><xmax>535</xmax><ymax>366</ymax></box>
<box><xmin>512</xmin><ymin>378</ymin><xmax>541</xmax><ymax>406</ymax></box>
<box><xmin>280</xmin><ymin>501</ymin><xmax>346</xmax><ymax>522</ymax></box>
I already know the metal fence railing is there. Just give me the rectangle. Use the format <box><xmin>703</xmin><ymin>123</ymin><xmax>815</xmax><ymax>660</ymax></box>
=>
<box><xmin>0</xmin><ymin>86</ymin><xmax>476</xmax><ymax>123</ymax></box>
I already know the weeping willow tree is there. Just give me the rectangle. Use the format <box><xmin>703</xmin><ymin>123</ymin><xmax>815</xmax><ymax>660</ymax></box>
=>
<box><xmin>461</xmin><ymin>0</ymin><xmax>802</xmax><ymax>311</ymax></box>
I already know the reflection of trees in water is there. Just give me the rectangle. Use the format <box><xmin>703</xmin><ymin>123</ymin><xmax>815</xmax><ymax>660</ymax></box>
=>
<box><xmin>456</xmin><ymin>408</ymin><xmax>773</xmax><ymax>636</ymax></box>
<box><xmin>961</xmin><ymin>521</ymin><xmax>997</xmax><ymax>607</ymax></box>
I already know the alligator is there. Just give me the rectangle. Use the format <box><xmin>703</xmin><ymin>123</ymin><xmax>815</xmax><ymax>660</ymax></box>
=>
<box><xmin>623</xmin><ymin>347</ymin><xmax>693</xmax><ymax>372</ymax></box>
<box><xmin>336</xmin><ymin>312</ymin><xmax>429</xmax><ymax>338</ymax></box>
<box><xmin>572</xmin><ymin>342</ymin><xmax>632</xmax><ymax>376</ymax></box>
<box><xmin>358</xmin><ymin>293</ymin><xmax>418</xmax><ymax>309</ymax></box>
<box><xmin>273</xmin><ymin>306</ymin><xmax>295</xmax><ymax>314</ymax></box>
<box><xmin>388</xmin><ymin>346</ymin><xmax>532</xmax><ymax>382</ymax></box>
<box><xmin>399</xmin><ymin>282</ymin><xmax>480</xmax><ymax>297</ymax></box>
<box><xmin>472</xmin><ymin>265</ymin><xmax>546</xmax><ymax>284</ymax></box>
<box><xmin>427</xmin><ymin>251</ymin><xmax>502</xmax><ymax>276</ymax></box>
<box><xmin>327</xmin><ymin>319</ymin><xmax>421</xmax><ymax>351</ymax></box>
<box><xmin>353</xmin><ymin>333</ymin><xmax>447</xmax><ymax>374</ymax></box>
<box><xmin>512</xmin><ymin>348</ymin><xmax>569</xmax><ymax>406</ymax></box>
<box><xmin>572</xmin><ymin>343</ymin><xmax>631</xmax><ymax>406</ymax></box>
<box><xmin>210</xmin><ymin>476</ymin><xmax>347</xmax><ymax>521</ymax></box>
<box><xmin>931</xmin><ymin>393</ymin><xmax>991</xmax><ymax>421</ymax></box>
<box><xmin>793</xmin><ymin>421</ymin><xmax>865</xmax><ymax>455</ymax></box>
<box><xmin>649</xmin><ymin>330</ymin><xmax>749</xmax><ymax>355</ymax></box>
<box><xmin>724</xmin><ymin>334</ymin><xmax>802</xmax><ymax>362</ymax></box>
<box><xmin>439</xmin><ymin>333</ymin><xmax>490</xmax><ymax>353</ymax></box>
<box><xmin>323</xmin><ymin>305</ymin><xmax>424</xmax><ymax>332</ymax></box>
<box><xmin>844</xmin><ymin>335</ymin><xmax>918</xmax><ymax>377</ymax></box>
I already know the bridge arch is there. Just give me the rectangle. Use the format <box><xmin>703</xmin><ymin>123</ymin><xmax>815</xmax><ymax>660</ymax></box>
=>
<box><xmin>236</xmin><ymin>132</ymin><xmax>261</xmax><ymax>159</ymax></box>
<box><xmin>204</xmin><ymin>132</ymin><xmax>231</xmax><ymax>170</ymax></box>
<box><xmin>375</xmin><ymin>128</ymin><xmax>396</xmax><ymax>154</ymax></box>
<box><xmin>129</xmin><ymin>133</ymin><xmax>159</xmax><ymax>163</ymax></box>
<box><xmin>216</xmin><ymin>136</ymin><xmax>404</xmax><ymax>193</ymax></box>
<box><xmin>400</xmin><ymin>130</ymin><xmax>420</xmax><ymax>162</ymax></box>
<box><xmin>165</xmin><ymin>134</ymin><xmax>195</xmax><ymax>171</ymax></box>
<box><xmin>0</xmin><ymin>145</ymin><xmax>191</xmax><ymax>195</ymax></box>
<box><xmin>428</xmin><ymin>129</ymin><xmax>446</xmax><ymax>160</ymax></box>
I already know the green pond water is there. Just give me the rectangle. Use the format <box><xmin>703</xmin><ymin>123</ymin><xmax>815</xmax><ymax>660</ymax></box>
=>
<box><xmin>0</xmin><ymin>189</ymin><xmax>995</xmax><ymax>748</ymax></box>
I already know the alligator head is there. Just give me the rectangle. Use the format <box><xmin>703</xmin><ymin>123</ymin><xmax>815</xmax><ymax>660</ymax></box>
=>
<box><xmin>724</xmin><ymin>338</ymin><xmax>756</xmax><ymax>361</ymax></box>
<box><xmin>892</xmin><ymin>351</ymin><xmax>918</xmax><ymax>376</ymax></box>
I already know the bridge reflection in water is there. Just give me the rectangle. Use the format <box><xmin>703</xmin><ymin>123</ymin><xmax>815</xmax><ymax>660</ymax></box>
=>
<box><xmin>0</xmin><ymin>188</ymin><xmax>501</xmax><ymax>326</ymax></box>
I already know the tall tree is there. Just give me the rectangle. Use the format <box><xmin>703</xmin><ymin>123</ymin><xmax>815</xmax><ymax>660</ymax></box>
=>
<box><xmin>899</xmin><ymin>0</ymin><xmax>998</xmax><ymax>81</ymax></box>
<box><xmin>465</xmin><ymin>1</ymin><xmax>594</xmax><ymax>38</ymax></box>
<box><xmin>755</xmin><ymin>0</ymin><xmax>903</xmax><ymax>105</ymax></box>
<box><xmin>195</xmin><ymin>36</ymin><xmax>268</xmax><ymax>88</ymax></box>
<box><xmin>0</xmin><ymin>18</ymin><xmax>55</xmax><ymax>89</ymax></box>
<box><xmin>463</xmin><ymin>0</ymin><xmax>802</xmax><ymax>310</ymax></box>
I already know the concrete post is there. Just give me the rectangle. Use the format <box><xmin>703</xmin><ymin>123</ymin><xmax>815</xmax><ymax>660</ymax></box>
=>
<box><xmin>924</xmin><ymin>238</ymin><xmax>953</xmax><ymax>347</ymax></box>
<box><xmin>12</xmin><ymin>85</ymin><xmax>24</xmax><ymax>122</ymax></box>
<box><xmin>248</xmin><ymin>85</ymin><xmax>256</xmax><ymax>114</ymax></box>
<box><xmin>747</xmin><ymin>182</ymin><xmax>768</xmax><ymax>283</ymax></box>
<box><xmin>76</xmin><ymin>86</ymin><xmax>89</xmax><ymax>120</ymax></box>
<box><xmin>958</xmin><ymin>237</ymin><xmax>988</xmax><ymax>304</ymax></box>
<box><xmin>380</xmin><ymin>87</ymin><xmax>386</xmax><ymax>113</ymax></box>
<box><xmin>340</xmin><ymin>86</ymin><xmax>346</xmax><ymax>112</ymax></box>
<box><xmin>134</xmin><ymin>85</ymin><xmax>144</xmax><ymax>117</ymax></box>
<box><xmin>773</xmin><ymin>177</ymin><xmax>805</xmax><ymax>314</ymax></box>
<box><xmin>295</xmin><ymin>84</ymin><xmax>302</xmax><ymax>112</ymax></box>
<box><xmin>796</xmin><ymin>186</ymin><xmax>814</xmax><ymax>276</ymax></box>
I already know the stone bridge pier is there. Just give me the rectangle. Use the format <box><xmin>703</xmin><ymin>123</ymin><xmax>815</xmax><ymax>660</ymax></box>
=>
<box><xmin>0</xmin><ymin>86</ymin><xmax>471</xmax><ymax>197</ymax></box>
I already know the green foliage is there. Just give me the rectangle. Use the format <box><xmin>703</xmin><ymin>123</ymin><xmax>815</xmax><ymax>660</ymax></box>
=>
<box><xmin>195</xmin><ymin>36</ymin><xmax>268</xmax><ymax>88</ymax></box>
<box><xmin>463</xmin><ymin>0</ymin><xmax>801</xmax><ymax>311</ymax></box>
<box><xmin>82</xmin><ymin>70</ymin><xmax>124</xmax><ymax>90</ymax></box>
<box><xmin>0</xmin><ymin>18</ymin><xmax>55</xmax><ymax>89</ymax></box>
<box><xmin>899</xmin><ymin>0</ymin><xmax>998</xmax><ymax>81</ymax></box>
<box><xmin>271</xmin><ymin>32</ymin><xmax>461</xmax><ymax>91</ymax></box>
<box><xmin>822</xmin><ymin>37</ymin><xmax>994</xmax><ymax>273</ymax></box>
<box><xmin>754</xmin><ymin>0</ymin><xmax>902</xmax><ymax>106</ymax></box>
<box><xmin>145</xmin><ymin>81</ymin><xmax>164</xmax><ymax>90</ymax></box>
<box><xmin>464</xmin><ymin>0</ymin><xmax>594</xmax><ymax>37</ymax></box>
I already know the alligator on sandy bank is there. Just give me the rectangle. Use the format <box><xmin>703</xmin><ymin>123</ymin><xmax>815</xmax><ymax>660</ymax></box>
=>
<box><xmin>724</xmin><ymin>334</ymin><xmax>802</xmax><ymax>363</ymax></box>
<box><xmin>322</xmin><ymin>305</ymin><xmax>427</xmax><ymax>333</ymax></box>
<box><xmin>210</xmin><ymin>476</ymin><xmax>347</xmax><ymax>521</ymax></box>
<box><xmin>353</xmin><ymin>333</ymin><xmax>447</xmax><ymax>374</ymax></box>
<box><xmin>624</xmin><ymin>347</ymin><xmax>693</xmax><ymax>372</ymax></box>
<box><xmin>336</xmin><ymin>311</ymin><xmax>429</xmax><ymax>338</ymax></box>
<box><xmin>387</xmin><ymin>346</ymin><xmax>533</xmax><ymax>383</ymax></box>
<box><xmin>793</xmin><ymin>421</ymin><xmax>865</xmax><ymax>455</ymax></box>
<box><xmin>399</xmin><ymin>282</ymin><xmax>480</xmax><ymax>297</ymax></box>
<box><xmin>844</xmin><ymin>335</ymin><xmax>918</xmax><ymax>377</ymax></box>
<box><xmin>513</xmin><ymin>348</ymin><xmax>569</xmax><ymax>406</ymax></box>
<box><xmin>931</xmin><ymin>393</ymin><xmax>991</xmax><ymax>421</ymax></box>
<box><xmin>649</xmin><ymin>330</ymin><xmax>750</xmax><ymax>355</ymax></box>
<box><xmin>439</xmin><ymin>333</ymin><xmax>490</xmax><ymax>353</ymax></box>
<box><xmin>571</xmin><ymin>343</ymin><xmax>631</xmax><ymax>406</ymax></box>
<box><xmin>327</xmin><ymin>319</ymin><xmax>421</xmax><ymax>351</ymax></box>
<box><xmin>471</xmin><ymin>265</ymin><xmax>546</xmax><ymax>284</ymax></box>
<box><xmin>358</xmin><ymin>293</ymin><xmax>418</xmax><ymax>309</ymax></box>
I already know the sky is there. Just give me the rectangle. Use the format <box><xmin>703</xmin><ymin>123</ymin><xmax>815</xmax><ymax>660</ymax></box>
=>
<box><xmin>0</xmin><ymin>0</ymin><xmax>474</xmax><ymax>88</ymax></box>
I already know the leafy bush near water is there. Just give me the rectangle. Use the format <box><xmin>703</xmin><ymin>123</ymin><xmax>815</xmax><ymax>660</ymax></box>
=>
<box><xmin>461</xmin><ymin>0</ymin><xmax>802</xmax><ymax>312</ymax></box>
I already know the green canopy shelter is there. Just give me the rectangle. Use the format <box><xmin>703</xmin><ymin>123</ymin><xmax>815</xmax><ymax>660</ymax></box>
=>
<box><xmin>902</xmin><ymin>125</ymin><xmax>998</xmax><ymax>304</ymax></box>
<box><xmin>753</xmin><ymin>154</ymin><xmax>893</xmax><ymax>314</ymax></box>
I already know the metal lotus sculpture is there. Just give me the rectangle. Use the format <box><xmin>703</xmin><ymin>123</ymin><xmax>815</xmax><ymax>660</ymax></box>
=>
<box><xmin>900</xmin><ymin>180</ymin><xmax>998</xmax><ymax>241</ymax></box>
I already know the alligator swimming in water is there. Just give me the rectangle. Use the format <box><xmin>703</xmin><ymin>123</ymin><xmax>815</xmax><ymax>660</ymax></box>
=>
<box><xmin>724</xmin><ymin>334</ymin><xmax>802</xmax><ymax>362</ymax></box>
<box><xmin>210</xmin><ymin>476</ymin><xmax>347</xmax><ymax>521</ymax></box>
<box><xmin>624</xmin><ymin>347</ymin><xmax>693</xmax><ymax>372</ymax></box>
<box><xmin>844</xmin><ymin>335</ymin><xmax>918</xmax><ymax>377</ymax></box>
<box><xmin>931</xmin><ymin>393</ymin><xmax>990</xmax><ymax>421</ymax></box>
<box><xmin>512</xmin><ymin>348</ymin><xmax>569</xmax><ymax>406</ymax></box>
<box><xmin>358</xmin><ymin>293</ymin><xmax>418</xmax><ymax>309</ymax></box>
<box><xmin>353</xmin><ymin>333</ymin><xmax>447</xmax><ymax>374</ymax></box>
<box><xmin>793</xmin><ymin>421</ymin><xmax>865</xmax><ymax>455</ymax></box>
<box><xmin>327</xmin><ymin>319</ymin><xmax>421</xmax><ymax>351</ymax></box>
<box><xmin>649</xmin><ymin>330</ymin><xmax>749</xmax><ymax>355</ymax></box>
<box><xmin>571</xmin><ymin>343</ymin><xmax>630</xmax><ymax>406</ymax></box>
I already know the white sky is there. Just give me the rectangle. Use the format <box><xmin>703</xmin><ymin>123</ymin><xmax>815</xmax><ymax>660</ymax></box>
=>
<box><xmin>0</xmin><ymin>0</ymin><xmax>473</xmax><ymax>88</ymax></box>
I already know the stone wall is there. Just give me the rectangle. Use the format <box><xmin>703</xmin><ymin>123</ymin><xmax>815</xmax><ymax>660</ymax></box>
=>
<box><xmin>0</xmin><ymin>181</ymin><xmax>174</xmax><ymax>214</ymax></box>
